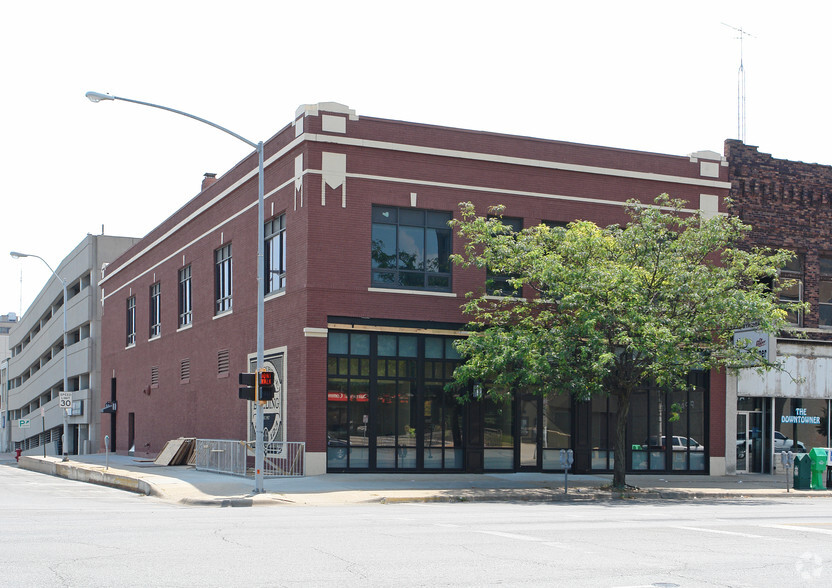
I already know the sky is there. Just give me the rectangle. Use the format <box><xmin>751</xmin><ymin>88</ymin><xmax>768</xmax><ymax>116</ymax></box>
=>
<box><xmin>2</xmin><ymin>0</ymin><xmax>831</xmax><ymax>317</ymax></box>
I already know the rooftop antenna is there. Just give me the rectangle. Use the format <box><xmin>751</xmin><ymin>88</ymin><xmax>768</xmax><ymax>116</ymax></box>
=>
<box><xmin>723</xmin><ymin>22</ymin><xmax>753</xmax><ymax>143</ymax></box>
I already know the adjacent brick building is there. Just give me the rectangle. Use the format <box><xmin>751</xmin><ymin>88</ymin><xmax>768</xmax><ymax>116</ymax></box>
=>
<box><xmin>99</xmin><ymin>103</ymin><xmax>731</xmax><ymax>475</ymax></box>
<box><xmin>726</xmin><ymin>140</ymin><xmax>832</xmax><ymax>474</ymax></box>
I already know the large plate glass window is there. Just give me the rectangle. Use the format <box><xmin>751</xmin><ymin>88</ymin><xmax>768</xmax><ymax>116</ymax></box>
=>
<box><xmin>371</xmin><ymin>206</ymin><xmax>452</xmax><ymax>291</ymax></box>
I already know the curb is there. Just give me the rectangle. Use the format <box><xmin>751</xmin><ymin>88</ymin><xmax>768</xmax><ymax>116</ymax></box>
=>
<box><xmin>18</xmin><ymin>456</ymin><xmax>153</xmax><ymax>497</ymax></box>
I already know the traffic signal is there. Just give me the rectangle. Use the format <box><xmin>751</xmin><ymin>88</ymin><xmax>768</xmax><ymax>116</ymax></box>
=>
<box><xmin>238</xmin><ymin>370</ymin><xmax>276</xmax><ymax>402</ymax></box>
<box><xmin>239</xmin><ymin>372</ymin><xmax>257</xmax><ymax>401</ymax></box>
<box><xmin>258</xmin><ymin>370</ymin><xmax>276</xmax><ymax>401</ymax></box>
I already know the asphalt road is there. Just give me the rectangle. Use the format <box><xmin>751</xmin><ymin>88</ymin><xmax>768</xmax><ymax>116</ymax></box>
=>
<box><xmin>2</xmin><ymin>464</ymin><xmax>831</xmax><ymax>587</ymax></box>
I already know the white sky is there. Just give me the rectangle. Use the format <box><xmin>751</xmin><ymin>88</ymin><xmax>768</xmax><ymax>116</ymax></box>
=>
<box><xmin>2</xmin><ymin>0</ymin><xmax>830</xmax><ymax>316</ymax></box>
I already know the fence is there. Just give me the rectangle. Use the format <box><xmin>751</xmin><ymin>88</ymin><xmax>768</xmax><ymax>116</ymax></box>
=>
<box><xmin>195</xmin><ymin>439</ymin><xmax>305</xmax><ymax>478</ymax></box>
<box><xmin>195</xmin><ymin>439</ymin><xmax>248</xmax><ymax>476</ymax></box>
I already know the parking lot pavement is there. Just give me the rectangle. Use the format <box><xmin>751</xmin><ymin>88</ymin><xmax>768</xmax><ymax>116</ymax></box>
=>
<box><xmin>7</xmin><ymin>452</ymin><xmax>832</xmax><ymax>506</ymax></box>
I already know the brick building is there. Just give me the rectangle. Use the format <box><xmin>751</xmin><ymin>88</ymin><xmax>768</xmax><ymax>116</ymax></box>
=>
<box><xmin>99</xmin><ymin>103</ymin><xmax>731</xmax><ymax>475</ymax></box>
<box><xmin>726</xmin><ymin>140</ymin><xmax>832</xmax><ymax>474</ymax></box>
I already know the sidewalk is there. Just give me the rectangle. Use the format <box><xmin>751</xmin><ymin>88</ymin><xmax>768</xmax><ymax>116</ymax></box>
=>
<box><xmin>4</xmin><ymin>451</ymin><xmax>831</xmax><ymax>507</ymax></box>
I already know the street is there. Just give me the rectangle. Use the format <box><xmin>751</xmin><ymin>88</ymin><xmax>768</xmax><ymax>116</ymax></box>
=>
<box><xmin>1</xmin><ymin>464</ymin><xmax>830</xmax><ymax>587</ymax></box>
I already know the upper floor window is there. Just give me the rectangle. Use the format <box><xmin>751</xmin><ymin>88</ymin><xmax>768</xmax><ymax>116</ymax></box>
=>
<box><xmin>265</xmin><ymin>214</ymin><xmax>286</xmax><ymax>294</ymax></box>
<box><xmin>486</xmin><ymin>216</ymin><xmax>523</xmax><ymax>297</ymax></box>
<box><xmin>819</xmin><ymin>257</ymin><xmax>832</xmax><ymax>327</ymax></box>
<box><xmin>371</xmin><ymin>206</ymin><xmax>452</xmax><ymax>291</ymax></box>
<box><xmin>149</xmin><ymin>283</ymin><xmax>161</xmax><ymax>338</ymax></box>
<box><xmin>126</xmin><ymin>296</ymin><xmax>136</xmax><ymax>347</ymax></box>
<box><xmin>215</xmin><ymin>244</ymin><xmax>232</xmax><ymax>314</ymax></box>
<box><xmin>779</xmin><ymin>254</ymin><xmax>803</xmax><ymax>326</ymax></box>
<box><xmin>179</xmin><ymin>265</ymin><xmax>192</xmax><ymax>327</ymax></box>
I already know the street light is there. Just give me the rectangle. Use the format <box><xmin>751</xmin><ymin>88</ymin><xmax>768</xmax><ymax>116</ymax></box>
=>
<box><xmin>85</xmin><ymin>91</ymin><xmax>269</xmax><ymax>492</ymax></box>
<box><xmin>10</xmin><ymin>251</ymin><xmax>69</xmax><ymax>461</ymax></box>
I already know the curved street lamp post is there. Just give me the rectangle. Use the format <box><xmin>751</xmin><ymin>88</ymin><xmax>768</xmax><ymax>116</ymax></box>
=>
<box><xmin>85</xmin><ymin>91</ymin><xmax>268</xmax><ymax>492</ymax></box>
<box><xmin>10</xmin><ymin>251</ymin><xmax>69</xmax><ymax>461</ymax></box>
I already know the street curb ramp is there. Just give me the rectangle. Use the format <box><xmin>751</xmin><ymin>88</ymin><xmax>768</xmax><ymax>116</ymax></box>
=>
<box><xmin>18</xmin><ymin>456</ymin><xmax>153</xmax><ymax>496</ymax></box>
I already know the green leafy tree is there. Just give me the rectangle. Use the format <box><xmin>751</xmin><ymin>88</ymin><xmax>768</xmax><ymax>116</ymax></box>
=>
<box><xmin>449</xmin><ymin>195</ymin><xmax>804</xmax><ymax>488</ymax></box>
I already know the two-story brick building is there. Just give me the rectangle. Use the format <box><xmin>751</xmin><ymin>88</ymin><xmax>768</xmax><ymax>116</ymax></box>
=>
<box><xmin>99</xmin><ymin>102</ymin><xmax>731</xmax><ymax>475</ymax></box>
<box><xmin>726</xmin><ymin>140</ymin><xmax>832</xmax><ymax>474</ymax></box>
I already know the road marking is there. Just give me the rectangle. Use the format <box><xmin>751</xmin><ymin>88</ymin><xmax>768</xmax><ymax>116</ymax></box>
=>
<box><xmin>763</xmin><ymin>524</ymin><xmax>832</xmax><ymax>536</ymax></box>
<box><xmin>673</xmin><ymin>525</ymin><xmax>764</xmax><ymax>539</ymax></box>
<box><xmin>475</xmin><ymin>530</ymin><xmax>540</xmax><ymax>541</ymax></box>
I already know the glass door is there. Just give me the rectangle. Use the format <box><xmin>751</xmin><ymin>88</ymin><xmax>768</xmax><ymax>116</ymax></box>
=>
<box><xmin>736</xmin><ymin>412</ymin><xmax>749</xmax><ymax>473</ymax></box>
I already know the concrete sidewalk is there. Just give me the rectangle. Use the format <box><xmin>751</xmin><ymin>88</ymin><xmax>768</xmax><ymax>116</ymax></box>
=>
<box><xmin>4</xmin><ymin>451</ymin><xmax>831</xmax><ymax>507</ymax></box>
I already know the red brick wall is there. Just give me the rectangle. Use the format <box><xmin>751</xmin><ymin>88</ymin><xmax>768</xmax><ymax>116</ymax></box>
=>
<box><xmin>99</xmin><ymin>106</ymin><xmax>729</xmax><ymax>455</ymax></box>
<box><xmin>726</xmin><ymin>139</ymin><xmax>832</xmax><ymax>333</ymax></box>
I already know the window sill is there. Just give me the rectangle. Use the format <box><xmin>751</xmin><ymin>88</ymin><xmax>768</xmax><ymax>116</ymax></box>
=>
<box><xmin>484</xmin><ymin>295</ymin><xmax>528</xmax><ymax>302</ymax></box>
<box><xmin>217</xmin><ymin>372</ymin><xmax>229</xmax><ymax>379</ymax></box>
<box><xmin>177</xmin><ymin>323</ymin><xmax>193</xmax><ymax>332</ymax></box>
<box><xmin>368</xmin><ymin>287</ymin><xmax>456</xmax><ymax>298</ymax></box>
<box><xmin>213</xmin><ymin>310</ymin><xmax>233</xmax><ymax>320</ymax></box>
<box><xmin>265</xmin><ymin>289</ymin><xmax>286</xmax><ymax>302</ymax></box>
<box><xmin>125</xmin><ymin>343</ymin><xmax>136</xmax><ymax>350</ymax></box>
<box><xmin>149</xmin><ymin>335</ymin><xmax>161</xmax><ymax>342</ymax></box>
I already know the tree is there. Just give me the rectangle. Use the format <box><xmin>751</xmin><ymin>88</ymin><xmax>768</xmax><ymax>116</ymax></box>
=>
<box><xmin>449</xmin><ymin>195</ymin><xmax>804</xmax><ymax>488</ymax></box>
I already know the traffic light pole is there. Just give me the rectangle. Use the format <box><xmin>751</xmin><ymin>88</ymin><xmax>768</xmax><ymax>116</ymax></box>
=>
<box><xmin>254</xmin><ymin>141</ymin><xmax>266</xmax><ymax>493</ymax></box>
<box><xmin>85</xmin><ymin>91</ymin><xmax>269</xmax><ymax>493</ymax></box>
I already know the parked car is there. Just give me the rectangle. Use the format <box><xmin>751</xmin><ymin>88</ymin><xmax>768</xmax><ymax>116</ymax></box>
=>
<box><xmin>774</xmin><ymin>431</ymin><xmax>806</xmax><ymax>453</ymax></box>
<box><xmin>737</xmin><ymin>430</ymin><xmax>805</xmax><ymax>460</ymax></box>
<box><xmin>644</xmin><ymin>436</ymin><xmax>704</xmax><ymax>451</ymax></box>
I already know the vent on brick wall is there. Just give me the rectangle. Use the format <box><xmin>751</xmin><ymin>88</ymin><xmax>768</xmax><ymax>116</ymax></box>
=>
<box><xmin>180</xmin><ymin>358</ymin><xmax>190</xmax><ymax>382</ymax></box>
<box><xmin>217</xmin><ymin>349</ymin><xmax>229</xmax><ymax>375</ymax></box>
<box><xmin>151</xmin><ymin>365</ymin><xmax>159</xmax><ymax>388</ymax></box>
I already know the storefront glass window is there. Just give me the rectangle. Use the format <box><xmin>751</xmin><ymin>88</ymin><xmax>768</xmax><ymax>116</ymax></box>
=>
<box><xmin>484</xmin><ymin>398</ymin><xmax>514</xmax><ymax>469</ymax></box>
<box><xmin>773</xmin><ymin>399</ymin><xmax>829</xmax><ymax>455</ymax></box>
<box><xmin>541</xmin><ymin>393</ymin><xmax>571</xmax><ymax>469</ymax></box>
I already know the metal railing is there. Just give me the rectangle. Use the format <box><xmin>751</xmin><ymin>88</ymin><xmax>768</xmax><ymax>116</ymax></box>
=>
<box><xmin>195</xmin><ymin>439</ymin><xmax>305</xmax><ymax>478</ymax></box>
<box><xmin>195</xmin><ymin>439</ymin><xmax>248</xmax><ymax>476</ymax></box>
<box><xmin>260</xmin><ymin>441</ymin><xmax>305</xmax><ymax>477</ymax></box>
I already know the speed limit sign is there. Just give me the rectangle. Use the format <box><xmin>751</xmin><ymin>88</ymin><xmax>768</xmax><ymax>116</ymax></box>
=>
<box><xmin>59</xmin><ymin>392</ymin><xmax>72</xmax><ymax>409</ymax></box>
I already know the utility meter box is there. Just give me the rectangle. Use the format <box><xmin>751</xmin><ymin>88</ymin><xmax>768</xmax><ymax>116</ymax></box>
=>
<box><xmin>809</xmin><ymin>448</ymin><xmax>828</xmax><ymax>491</ymax></box>
<box><xmin>793</xmin><ymin>453</ymin><xmax>811</xmax><ymax>490</ymax></box>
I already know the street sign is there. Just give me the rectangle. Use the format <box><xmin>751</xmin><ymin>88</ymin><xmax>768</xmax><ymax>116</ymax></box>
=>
<box><xmin>59</xmin><ymin>392</ymin><xmax>72</xmax><ymax>409</ymax></box>
<box><xmin>18</xmin><ymin>419</ymin><xmax>31</xmax><ymax>429</ymax></box>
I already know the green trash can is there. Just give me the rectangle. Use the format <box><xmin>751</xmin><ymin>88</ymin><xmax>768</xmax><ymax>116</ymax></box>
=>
<box><xmin>809</xmin><ymin>448</ymin><xmax>828</xmax><ymax>491</ymax></box>
<box><xmin>793</xmin><ymin>453</ymin><xmax>811</xmax><ymax>490</ymax></box>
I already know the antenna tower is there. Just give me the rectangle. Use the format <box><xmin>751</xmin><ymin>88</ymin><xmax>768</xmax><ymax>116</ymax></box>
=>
<box><xmin>723</xmin><ymin>23</ymin><xmax>753</xmax><ymax>143</ymax></box>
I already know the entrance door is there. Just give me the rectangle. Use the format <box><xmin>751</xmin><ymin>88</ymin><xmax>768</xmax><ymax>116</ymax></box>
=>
<box><xmin>519</xmin><ymin>396</ymin><xmax>541</xmax><ymax>469</ymax></box>
<box><xmin>736</xmin><ymin>412</ymin><xmax>749</xmax><ymax>473</ymax></box>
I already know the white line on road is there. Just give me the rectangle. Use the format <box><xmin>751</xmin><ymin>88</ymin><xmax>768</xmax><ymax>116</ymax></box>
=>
<box><xmin>475</xmin><ymin>530</ymin><xmax>540</xmax><ymax>541</ymax></box>
<box><xmin>763</xmin><ymin>524</ymin><xmax>832</xmax><ymax>536</ymax></box>
<box><xmin>673</xmin><ymin>525</ymin><xmax>764</xmax><ymax>539</ymax></box>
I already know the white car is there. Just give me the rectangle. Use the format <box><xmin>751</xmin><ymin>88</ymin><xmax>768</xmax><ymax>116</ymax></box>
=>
<box><xmin>774</xmin><ymin>431</ymin><xmax>806</xmax><ymax>453</ymax></box>
<box><xmin>645</xmin><ymin>436</ymin><xmax>704</xmax><ymax>451</ymax></box>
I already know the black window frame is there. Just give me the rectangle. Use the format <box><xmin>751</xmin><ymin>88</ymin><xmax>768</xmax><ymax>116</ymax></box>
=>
<box><xmin>371</xmin><ymin>206</ymin><xmax>452</xmax><ymax>292</ymax></box>
<box><xmin>178</xmin><ymin>265</ymin><xmax>192</xmax><ymax>327</ymax></box>
<box><xmin>149</xmin><ymin>282</ymin><xmax>161</xmax><ymax>338</ymax></box>
<box><xmin>126</xmin><ymin>296</ymin><xmax>136</xmax><ymax>347</ymax></box>
<box><xmin>486</xmin><ymin>215</ymin><xmax>523</xmax><ymax>297</ymax></box>
<box><xmin>215</xmin><ymin>244</ymin><xmax>233</xmax><ymax>314</ymax></box>
<box><xmin>265</xmin><ymin>214</ymin><xmax>286</xmax><ymax>294</ymax></box>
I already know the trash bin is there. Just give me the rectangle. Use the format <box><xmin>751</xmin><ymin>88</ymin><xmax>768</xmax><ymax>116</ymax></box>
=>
<box><xmin>793</xmin><ymin>453</ymin><xmax>811</xmax><ymax>490</ymax></box>
<box><xmin>809</xmin><ymin>448</ymin><xmax>828</xmax><ymax>491</ymax></box>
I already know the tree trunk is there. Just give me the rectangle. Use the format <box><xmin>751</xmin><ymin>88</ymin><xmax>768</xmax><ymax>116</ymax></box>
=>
<box><xmin>612</xmin><ymin>387</ymin><xmax>632</xmax><ymax>489</ymax></box>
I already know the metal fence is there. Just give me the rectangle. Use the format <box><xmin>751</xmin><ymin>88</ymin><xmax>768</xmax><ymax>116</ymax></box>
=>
<box><xmin>261</xmin><ymin>441</ymin><xmax>305</xmax><ymax>477</ymax></box>
<box><xmin>195</xmin><ymin>439</ymin><xmax>305</xmax><ymax>478</ymax></box>
<box><xmin>195</xmin><ymin>439</ymin><xmax>248</xmax><ymax>476</ymax></box>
